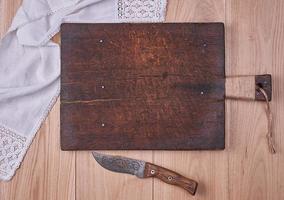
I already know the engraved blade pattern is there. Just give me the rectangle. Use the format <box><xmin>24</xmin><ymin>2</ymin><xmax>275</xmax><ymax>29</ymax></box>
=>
<box><xmin>92</xmin><ymin>152</ymin><xmax>145</xmax><ymax>178</ymax></box>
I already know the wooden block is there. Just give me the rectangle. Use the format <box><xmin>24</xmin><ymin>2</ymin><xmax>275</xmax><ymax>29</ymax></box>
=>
<box><xmin>60</xmin><ymin>23</ymin><xmax>225</xmax><ymax>150</ymax></box>
<box><xmin>255</xmin><ymin>74</ymin><xmax>272</xmax><ymax>101</ymax></box>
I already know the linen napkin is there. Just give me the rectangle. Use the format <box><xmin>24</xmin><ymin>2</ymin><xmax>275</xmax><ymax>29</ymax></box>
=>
<box><xmin>0</xmin><ymin>0</ymin><xmax>167</xmax><ymax>181</ymax></box>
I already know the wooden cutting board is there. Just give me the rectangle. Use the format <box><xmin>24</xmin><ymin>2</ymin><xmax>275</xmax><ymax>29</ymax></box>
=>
<box><xmin>60</xmin><ymin>23</ymin><xmax>225</xmax><ymax>150</ymax></box>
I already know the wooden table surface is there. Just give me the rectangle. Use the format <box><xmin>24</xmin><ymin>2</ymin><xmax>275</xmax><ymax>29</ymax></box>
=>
<box><xmin>1</xmin><ymin>0</ymin><xmax>284</xmax><ymax>199</ymax></box>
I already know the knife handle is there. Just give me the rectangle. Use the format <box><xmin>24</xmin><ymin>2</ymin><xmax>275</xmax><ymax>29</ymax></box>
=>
<box><xmin>144</xmin><ymin>162</ymin><xmax>198</xmax><ymax>195</ymax></box>
<box><xmin>225</xmin><ymin>74</ymin><xmax>272</xmax><ymax>101</ymax></box>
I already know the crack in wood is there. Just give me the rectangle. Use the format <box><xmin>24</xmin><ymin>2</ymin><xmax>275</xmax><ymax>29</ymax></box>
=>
<box><xmin>61</xmin><ymin>99</ymin><xmax>122</xmax><ymax>104</ymax></box>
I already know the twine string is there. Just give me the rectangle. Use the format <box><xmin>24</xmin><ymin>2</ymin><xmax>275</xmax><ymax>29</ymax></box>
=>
<box><xmin>256</xmin><ymin>86</ymin><xmax>276</xmax><ymax>154</ymax></box>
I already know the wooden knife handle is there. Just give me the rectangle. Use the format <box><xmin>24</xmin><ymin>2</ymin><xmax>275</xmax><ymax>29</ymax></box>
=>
<box><xmin>144</xmin><ymin>162</ymin><xmax>198</xmax><ymax>195</ymax></box>
<box><xmin>225</xmin><ymin>74</ymin><xmax>272</xmax><ymax>101</ymax></box>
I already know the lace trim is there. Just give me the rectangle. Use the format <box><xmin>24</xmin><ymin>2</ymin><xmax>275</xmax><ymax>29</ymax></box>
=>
<box><xmin>0</xmin><ymin>86</ymin><xmax>60</xmax><ymax>181</ymax></box>
<box><xmin>0</xmin><ymin>125</ymin><xmax>27</xmax><ymax>181</ymax></box>
<box><xmin>116</xmin><ymin>0</ymin><xmax>167</xmax><ymax>22</ymax></box>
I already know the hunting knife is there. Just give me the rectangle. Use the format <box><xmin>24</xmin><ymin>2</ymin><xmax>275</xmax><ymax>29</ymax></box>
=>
<box><xmin>92</xmin><ymin>152</ymin><xmax>198</xmax><ymax>195</ymax></box>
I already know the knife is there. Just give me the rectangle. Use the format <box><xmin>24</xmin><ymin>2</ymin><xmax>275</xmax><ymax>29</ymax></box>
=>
<box><xmin>92</xmin><ymin>152</ymin><xmax>198</xmax><ymax>195</ymax></box>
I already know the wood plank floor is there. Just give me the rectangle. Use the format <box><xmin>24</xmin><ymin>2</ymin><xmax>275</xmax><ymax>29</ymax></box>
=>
<box><xmin>1</xmin><ymin>0</ymin><xmax>284</xmax><ymax>199</ymax></box>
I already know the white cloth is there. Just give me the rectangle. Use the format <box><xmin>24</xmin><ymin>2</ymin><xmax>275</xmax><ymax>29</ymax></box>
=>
<box><xmin>0</xmin><ymin>0</ymin><xmax>167</xmax><ymax>181</ymax></box>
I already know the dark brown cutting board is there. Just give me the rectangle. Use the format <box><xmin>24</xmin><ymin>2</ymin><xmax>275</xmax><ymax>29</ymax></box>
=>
<box><xmin>60</xmin><ymin>23</ymin><xmax>225</xmax><ymax>150</ymax></box>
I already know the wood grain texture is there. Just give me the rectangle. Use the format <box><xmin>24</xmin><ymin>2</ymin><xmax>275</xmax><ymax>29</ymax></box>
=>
<box><xmin>60</xmin><ymin>23</ymin><xmax>225</xmax><ymax>150</ymax></box>
<box><xmin>144</xmin><ymin>162</ymin><xmax>198</xmax><ymax>195</ymax></box>
<box><xmin>225</xmin><ymin>74</ymin><xmax>272</xmax><ymax>101</ymax></box>
<box><xmin>0</xmin><ymin>0</ymin><xmax>21</xmax><ymax>39</ymax></box>
<box><xmin>0</xmin><ymin>100</ymin><xmax>75</xmax><ymax>200</ymax></box>
<box><xmin>76</xmin><ymin>151</ymin><xmax>153</xmax><ymax>200</ymax></box>
<box><xmin>1</xmin><ymin>0</ymin><xmax>284</xmax><ymax>200</ymax></box>
<box><xmin>153</xmin><ymin>1</ymin><xmax>228</xmax><ymax>200</ymax></box>
<box><xmin>0</xmin><ymin>2</ymin><xmax>76</xmax><ymax>196</ymax></box>
<box><xmin>226</xmin><ymin>76</ymin><xmax>256</xmax><ymax>99</ymax></box>
<box><xmin>226</xmin><ymin>0</ymin><xmax>284</xmax><ymax>200</ymax></box>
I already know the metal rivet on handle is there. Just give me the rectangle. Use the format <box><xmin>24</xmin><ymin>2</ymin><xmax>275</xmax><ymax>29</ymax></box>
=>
<box><xmin>168</xmin><ymin>176</ymin><xmax>173</xmax><ymax>181</ymax></box>
<box><xmin>150</xmin><ymin>170</ymin><xmax>155</xmax><ymax>175</ymax></box>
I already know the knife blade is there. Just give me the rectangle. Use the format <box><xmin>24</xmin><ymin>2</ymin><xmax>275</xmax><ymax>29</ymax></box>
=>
<box><xmin>92</xmin><ymin>152</ymin><xmax>198</xmax><ymax>195</ymax></box>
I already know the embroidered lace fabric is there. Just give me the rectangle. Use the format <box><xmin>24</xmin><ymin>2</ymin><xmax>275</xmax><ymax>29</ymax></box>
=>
<box><xmin>0</xmin><ymin>125</ymin><xmax>27</xmax><ymax>180</ymax></box>
<box><xmin>117</xmin><ymin>0</ymin><xmax>167</xmax><ymax>22</ymax></box>
<box><xmin>0</xmin><ymin>0</ymin><xmax>167</xmax><ymax>181</ymax></box>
